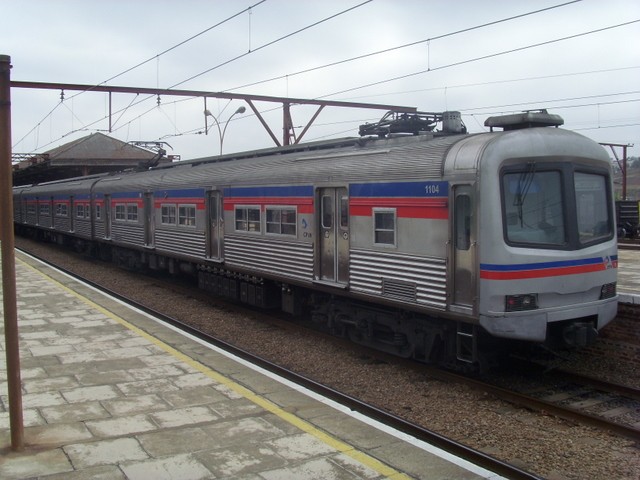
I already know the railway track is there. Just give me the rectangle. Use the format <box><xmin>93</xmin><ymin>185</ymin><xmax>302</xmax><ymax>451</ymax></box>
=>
<box><xmin>619</xmin><ymin>240</ymin><xmax>640</xmax><ymax>250</ymax></box>
<box><xmin>18</xmin><ymin>246</ymin><xmax>542</xmax><ymax>480</ymax></box>
<box><xmin>470</xmin><ymin>365</ymin><xmax>640</xmax><ymax>442</ymax></box>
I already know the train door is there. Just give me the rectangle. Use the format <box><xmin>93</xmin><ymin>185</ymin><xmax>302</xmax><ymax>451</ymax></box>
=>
<box><xmin>69</xmin><ymin>196</ymin><xmax>75</xmax><ymax>232</ymax></box>
<box><xmin>451</xmin><ymin>185</ymin><xmax>476</xmax><ymax>312</ymax></box>
<box><xmin>104</xmin><ymin>194</ymin><xmax>112</xmax><ymax>239</ymax></box>
<box><xmin>20</xmin><ymin>195</ymin><xmax>26</xmax><ymax>224</ymax></box>
<box><xmin>317</xmin><ymin>187</ymin><xmax>349</xmax><ymax>284</ymax></box>
<box><xmin>144</xmin><ymin>192</ymin><xmax>154</xmax><ymax>247</ymax></box>
<box><xmin>206</xmin><ymin>190</ymin><xmax>223</xmax><ymax>260</ymax></box>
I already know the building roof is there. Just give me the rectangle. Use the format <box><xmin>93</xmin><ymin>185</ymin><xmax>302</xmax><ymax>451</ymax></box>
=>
<box><xmin>43</xmin><ymin>132</ymin><xmax>158</xmax><ymax>164</ymax></box>
<box><xmin>13</xmin><ymin>133</ymin><xmax>171</xmax><ymax>185</ymax></box>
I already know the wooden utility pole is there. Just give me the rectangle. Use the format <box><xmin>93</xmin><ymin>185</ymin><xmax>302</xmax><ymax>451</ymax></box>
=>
<box><xmin>0</xmin><ymin>54</ymin><xmax>24</xmax><ymax>451</ymax></box>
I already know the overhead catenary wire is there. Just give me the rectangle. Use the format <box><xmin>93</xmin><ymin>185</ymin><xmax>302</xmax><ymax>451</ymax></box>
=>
<box><xmin>116</xmin><ymin>8</ymin><xmax>640</xmax><ymax>138</ymax></box>
<box><xmin>168</xmin><ymin>0</ymin><xmax>374</xmax><ymax>89</ymax></box>
<box><xmin>13</xmin><ymin>3</ymin><xmax>638</xmax><ymax>156</ymax></box>
<box><xmin>74</xmin><ymin>0</ymin><xmax>268</xmax><ymax>96</ymax></box>
<box><xmin>14</xmin><ymin>0</ymin><xmax>375</xmax><ymax>152</ymax></box>
<box><xmin>318</xmin><ymin>19</ymin><xmax>640</xmax><ymax>100</ymax></box>
<box><xmin>224</xmin><ymin>0</ymin><xmax>584</xmax><ymax>93</ymax></box>
<box><xmin>9</xmin><ymin>1</ymin><xmax>587</xmax><ymax>147</ymax></box>
<box><xmin>333</xmin><ymin>65</ymin><xmax>640</xmax><ymax>102</ymax></box>
<box><xmin>462</xmin><ymin>90</ymin><xmax>640</xmax><ymax>113</ymax></box>
<box><xmin>47</xmin><ymin>0</ymin><xmax>587</xmax><ymax>149</ymax></box>
<box><xmin>12</xmin><ymin>1</ymin><xmax>267</xmax><ymax>150</ymax></box>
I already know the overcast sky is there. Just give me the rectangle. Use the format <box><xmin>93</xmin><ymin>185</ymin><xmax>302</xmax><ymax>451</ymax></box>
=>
<box><xmin>2</xmin><ymin>0</ymin><xmax>639</xmax><ymax>161</ymax></box>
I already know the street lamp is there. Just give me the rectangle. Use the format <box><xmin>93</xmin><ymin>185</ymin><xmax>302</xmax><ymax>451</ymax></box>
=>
<box><xmin>204</xmin><ymin>105</ymin><xmax>246</xmax><ymax>155</ymax></box>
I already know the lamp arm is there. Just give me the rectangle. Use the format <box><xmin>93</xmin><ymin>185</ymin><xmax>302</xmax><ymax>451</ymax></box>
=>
<box><xmin>220</xmin><ymin>110</ymin><xmax>242</xmax><ymax>155</ymax></box>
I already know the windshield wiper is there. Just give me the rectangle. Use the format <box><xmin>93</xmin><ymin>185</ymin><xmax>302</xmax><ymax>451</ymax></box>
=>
<box><xmin>513</xmin><ymin>162</ymin><xmax>536</xmax><ymax>227</ymax></box>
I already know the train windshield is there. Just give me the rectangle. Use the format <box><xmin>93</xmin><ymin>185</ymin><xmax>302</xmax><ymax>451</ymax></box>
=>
<box><xmin>502</xmin><ymin>166</ymin><xmax>613</xmax><ymax>249</ymax></box>
<box><xmin>575</xmin><ymin>172</ymin><xmax>611</xmax><ymax>243</ymax></box>
<box><xmin>503</xmin><ymin>169</ymin><xmax>566</xmax><ymax>246</ymax></box>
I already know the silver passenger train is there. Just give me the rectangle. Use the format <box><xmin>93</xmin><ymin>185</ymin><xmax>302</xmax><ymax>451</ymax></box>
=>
<box><xmin>14</xmin><ymin>110</ymin><xmax>618</xmax><ymax>368</ymax></box>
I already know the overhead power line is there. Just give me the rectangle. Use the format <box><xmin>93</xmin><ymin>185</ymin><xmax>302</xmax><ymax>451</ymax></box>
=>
<box><xmin>170</xmin><ymin>0</ymin><xmax>374</xmax><ymax>89</ymax></box>
<box><xmin>77</xmin><ymin>1</ymin><xmax>268</xmax><ymax>97</ymax></box>
<box><xmin>576</xmin><ymin>122</ymin><xmax>640</xmax><ymax>131</ymax></box>
<box><xmin>319</xmin><ymin>19</ymin><xmax>640</xmax><ymax>100</ymax></box>
<box><xmin>14</xmin><ymin>2</ymin><xmax>637</xmax><ymax>155</ymax></box>
<box><xmin>334</xmin><ymin>65</ymin><xmax>640</xmax><ymax>101</ymax></box>
<box><xmin>462</xmin><ymin>90</ymin><xmax>640</xmax><ymax>112</ymax></box>
<box><xmin>12</xmin><ymin>1</ymin><xmax>267</xmax><ymax>150</ymax></box>
<box><xmin>14</xmin><ymin>0</ymin><xmax>375</xmax><ymax>152</ymax></box>
<box><xmin>225</xmin><ymin>0</ymin><xmax>583</xmax><ymax>93</ymax></box>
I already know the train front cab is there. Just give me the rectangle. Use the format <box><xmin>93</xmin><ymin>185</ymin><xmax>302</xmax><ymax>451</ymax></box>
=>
<box><xmin>471</xmin><ymin>126</ymin><xmax>618</xmax><ymax>351</ymax></box>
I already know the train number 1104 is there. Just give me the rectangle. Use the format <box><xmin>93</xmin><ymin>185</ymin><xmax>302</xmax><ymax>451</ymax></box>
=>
<box><xmin>425</xmin><ymin>184</ymin><xmax>440</xmax><ymax>195</ymax></box>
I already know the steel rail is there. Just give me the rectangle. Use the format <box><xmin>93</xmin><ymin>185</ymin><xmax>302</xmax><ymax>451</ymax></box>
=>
<box><xmin>18</xmin><ymin>247</ymin><xmax>542</xmax><ymax>480</ymax></box>
<box><xmin>424</xmin><ymin>368</ymin><xmax>640</xmax><ymax>442</ymax></box>
<box><xmin>553</xmin><ymin>370</ymin><xmax>640</xmax><ymax>402</ymax></box>
<box><xmin>618</xmin><ymin>242</ymin><xmax>640</xmax><ymax>250</ymax></box>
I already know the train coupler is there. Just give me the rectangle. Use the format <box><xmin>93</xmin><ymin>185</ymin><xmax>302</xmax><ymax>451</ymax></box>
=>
<box><xmin>562</xmin><ymin>322</ymin><xmax>598</xmax><ymax>347</ymax></box>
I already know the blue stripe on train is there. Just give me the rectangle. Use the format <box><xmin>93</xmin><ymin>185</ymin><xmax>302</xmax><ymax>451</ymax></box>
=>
<box><xmin>350</xmin><ymin>181</ymin><xmax>448</xmax><ymax>197</ymax></box>
<box><xmin>480</xmin><ymin>255</ymin><xmax>618</xmax><ymax>272</ymax></box>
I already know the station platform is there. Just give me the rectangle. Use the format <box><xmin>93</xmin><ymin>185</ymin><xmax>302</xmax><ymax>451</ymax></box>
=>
<box><xmin>0</xmin><ymin>251</ymin><xmax>502</xmax><ymax>480</ymax></box>
<box><xmin>617</xmin><ymin>248</ymin><xmax>640</xmax><ymax>304</ymax></box>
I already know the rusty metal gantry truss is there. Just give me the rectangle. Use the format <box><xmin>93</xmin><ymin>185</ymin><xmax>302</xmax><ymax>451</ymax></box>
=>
<box><xmin>11</xmin><ymin>80</ymin><xmax>418</xmax><ymax>148</ymax></box>
<box><xmin>600</xmin><ymin>142</ymin><xmax>634</xmax><ymax>201</ymax></box>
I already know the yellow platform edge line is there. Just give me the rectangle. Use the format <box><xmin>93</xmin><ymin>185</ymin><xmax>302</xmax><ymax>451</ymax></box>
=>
<box><xmin>16</xmin><ymin>256</ymin><xmax>412</xmax><ymax>480</ymax></box>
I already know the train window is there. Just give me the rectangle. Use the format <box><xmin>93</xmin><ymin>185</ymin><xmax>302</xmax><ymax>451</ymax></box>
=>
<box><xmin>27</xmin><ymin>204</ymin><xmax>36</xmax><ymax>215</ymax></box>
<box><xmin>235</xmin><ymin>206</ymin><xmax>261</xmax><ymax>233</ymax></box>
<box><xmin>575</xmin><ymin>172</ymin><xmax>612</xmax><ymax>244</ymax></box>
<box><xmin>76</xmin><ymin>204</ymin><xmax>85</xmax><ymax>219</ymax></box>
<box><xmin>502</xmin><ymin>170</ymin><xmax>566</xmax><ymax>246</ymax></box>
<box><xmin>39</xmin><ymin>204</ymin><xmax>50</xmax><ymax>216</ymax></box>
<box><xmin>374</xmin><ymin>208</ymin><xmax>396</xmax><ymax>245</ymax></box>
<box><xmin>95</xmin><ymin>204</ymin><xmax>102</xmax><ymax>220</ymax></box>
<box><xmin>161</xmin><ymin>204</ymin><xmax>177</xmax><ymax>225</ymax></box>
<box><xmin>321</xmin><ymin>195</ymin><xmax>333</xmax><ymax>229</ymax></box>
<box><xmin>178</xmin><ymin>205</ymin><xmax>196</xmax><ymax>227</ymax></box>
<box><xmin>248</xmin><ymin>208</ymin><xmax>261</xmax><ymax>232</ymax></box>
<box><xmin>127</xmin><ymin>204</ymin><xmax>139</xmax><ymax>222</ymax></box>
<box><xmin>56</xmin><ymin>203</ymin><xmax>68</xmax><ymax>217</ymax></box>
<box><xmin>266</xmin><ymin>207</ymin><xmax>297</xmax><ymax>236</ymax></box>
<box><xmin>115</xmin><ymin>204</ymin><xmax>126</xmax><ymax>221</ymax></box>
<box><xmin>340</xmin><ymin>196</ymin><xmax>349</xmax><ymax>229</ymax></box>
<box><xmin>454</xmin><ymin>194</ymin><xmax>471</xmax><ymax>251</ymax></box>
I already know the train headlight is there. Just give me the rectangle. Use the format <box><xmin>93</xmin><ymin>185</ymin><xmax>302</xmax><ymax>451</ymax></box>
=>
<box><xmin>505</xmin><ymin>294</ymin><xmax>538</xmax><ymax>312</ymax></box>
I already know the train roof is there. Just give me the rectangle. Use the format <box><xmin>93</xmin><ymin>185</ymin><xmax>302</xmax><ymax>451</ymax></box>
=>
<box><xmin>16</xmin><ymin>111</ymin><xmax>612</xmax><ymax>196</ymax></box>
<box><xmin>91</xmin><ymin>132</ymin><xmax>467</xmax><ymax>193</ymax></box>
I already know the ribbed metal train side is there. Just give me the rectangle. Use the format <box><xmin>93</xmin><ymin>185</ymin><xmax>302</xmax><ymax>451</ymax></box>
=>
<box><xmin>350</xmin><ymin>249</ymin><xmax>447</xmax><ymax>309</ymax></box>
<box><xmin>225</xmin><ymin>235</ymin><xmax>315</xmax><ymax>281</ymax></box>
